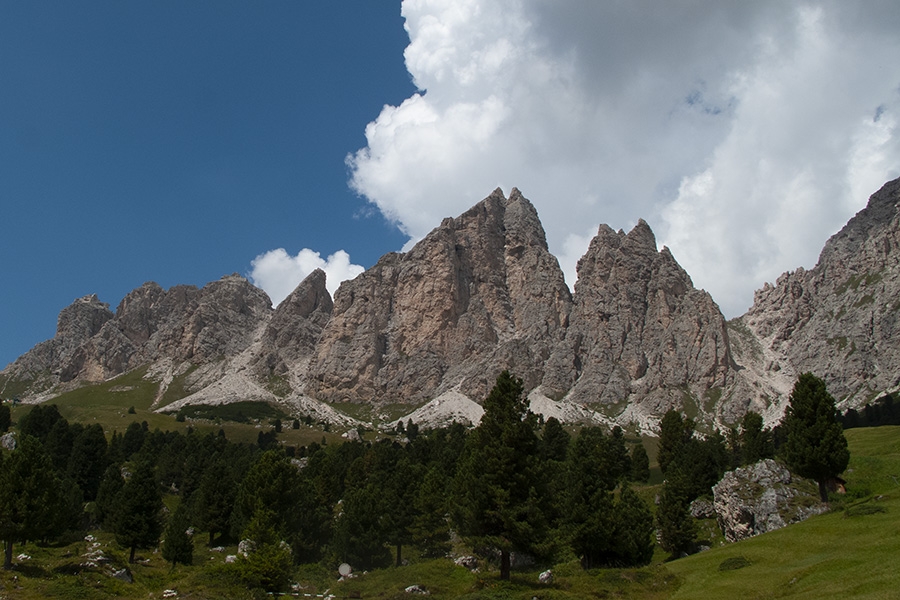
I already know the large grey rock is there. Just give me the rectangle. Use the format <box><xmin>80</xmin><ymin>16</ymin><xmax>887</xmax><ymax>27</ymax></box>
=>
<box><xmin>308</xmin><ymin>188</ymin><xmax>571</xmax><ymax>405</ymax></box>
<box><xmin>737</xmin><ymin>177</ymin><xmax>900</xmax><ymax>413</ymax></box>
<box><xmin>2</xmin><ymin>179</ymin><xmax>898</xmax><ymax>432</ymax></box>
<box><xmin>712</xmin><ymin>459</ymin><xmax>828</xmax><ymax>543</ymax></box>
<box><xmin>543</xmin><ymin>219</ymin><xmax>735</xmax><ymax>422</ymax></box>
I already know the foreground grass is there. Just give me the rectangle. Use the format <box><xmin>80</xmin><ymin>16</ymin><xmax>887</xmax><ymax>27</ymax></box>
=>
<box><xmin>665</xmin><ymin>425</ymin><xmax>900</xmax><ymax>599</ymax></box>
<box><xmin>0</xmin><ymin>420</ymin><xmax>897</xmax><ymax>598</ymax></box>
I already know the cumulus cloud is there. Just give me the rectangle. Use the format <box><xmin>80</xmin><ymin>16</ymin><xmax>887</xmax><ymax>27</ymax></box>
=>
<box><xmin>348</xmin><ymin>0</ymin><xmax>900</xmax><ymax>316</ymax></box>
<box><xmin>249</xmin><ymin>248</ymin><xmax>364</xmax><ymax>307</ymax></box>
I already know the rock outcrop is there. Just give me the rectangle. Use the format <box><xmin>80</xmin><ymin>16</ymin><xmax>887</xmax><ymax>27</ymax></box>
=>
<box><xmin>2</xmin><ymin>179</ymin><xmax>899</xmax><ymax>431</ymax></box>
<box><xmin>736</xmin><ymin>177</ymin><xmax>900</xmax><ymax>416</ymax></box>
<box><xmin>307</xmin><ymin>188</ymin><xmax>572</xmax><ymax>405</ymax></box>
<box><xmin>542</xmin><ymin>220</ymin><xmax>734</xmax><ymax>425</ymax></box>
<box><xmin>712</xmin><ymin>459</ymin><xmax>828</xmax><ymax>542</ymax></box>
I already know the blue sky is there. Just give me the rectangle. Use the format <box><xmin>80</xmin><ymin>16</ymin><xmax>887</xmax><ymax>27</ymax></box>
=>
<box><xmin>1</xmin><ymin>2</ymin><xmax>413</xmax><ymax>366</ymax></box>
<box><xmin>3</xmin><ymin>1</ymin><xmax>900</xmax><ymax>370</ymax></box>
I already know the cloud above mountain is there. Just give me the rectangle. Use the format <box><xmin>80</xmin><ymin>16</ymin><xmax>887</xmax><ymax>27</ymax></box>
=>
<box><xmin>348</xmin><ymin>0</ymin><xmax>900</xmax><ymax>316</ymax></box>
<box><xmin>249</xmin><ymin>248</ymin><xmax>364</xmax><ymax>306</ymax></box>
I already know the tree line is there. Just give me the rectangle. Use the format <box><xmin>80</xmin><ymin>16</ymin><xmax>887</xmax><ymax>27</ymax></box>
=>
<box><xmin>0</xmin><ymin>370</ymin><xmax>849</xmax><ymax>592</ymax></box>
<box><xmin>0</xmin><ymin>373</ymin><xmax>657</xmax><ymax>589</ymax></box>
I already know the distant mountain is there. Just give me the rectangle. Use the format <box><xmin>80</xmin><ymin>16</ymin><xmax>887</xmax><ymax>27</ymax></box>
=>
<box><xmin>3</xmin><ymin>179</ymin><xmax>898</xmax><ymax>432</ymax></box>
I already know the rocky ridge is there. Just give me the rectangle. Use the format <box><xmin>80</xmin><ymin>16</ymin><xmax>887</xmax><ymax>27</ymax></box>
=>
<box><xmin>712</xmin><ymin>459</ymin><xmax>828</xmax><ymax>542</ymax></box>
<box><xmin>2</xmin><ymin>180</ymin><xmax>899</xmax><ymax>432</ymax></box>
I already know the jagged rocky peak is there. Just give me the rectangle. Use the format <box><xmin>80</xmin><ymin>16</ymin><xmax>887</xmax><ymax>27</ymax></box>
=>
<box><xmin>56</xmin><ymin>294</ymin><xmax>114</xmax><ymax>343</ymax></box>
<box><xmin>308</xmin><ymin>188</ymin><xmax>571</xmax><ymax>405</ymax></box>
<box><xmin>253</xmin><ymin>269</ymin><xmax>333</xmax><ymax>378</ymax></box>
<box><xmin>543</xmin><ymin>217</ymin><xmax>733</xmax><ymax>422</ymax></box>
<box><xmin>739</xmin><ymin>176</ymin><xmax>900</xmax><ymax>408</ymax></box>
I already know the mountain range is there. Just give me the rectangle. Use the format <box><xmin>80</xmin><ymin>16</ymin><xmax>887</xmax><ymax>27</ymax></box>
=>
<box><xmin>3</xmin><ymin>178</ymin><xmax>899</xmax><ymax>432</ymax></box>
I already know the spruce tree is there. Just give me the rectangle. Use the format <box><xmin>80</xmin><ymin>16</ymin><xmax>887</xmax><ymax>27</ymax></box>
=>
<box><xmin>452</xmin><ymin>371</ymin><xmax>546</xmax><ymax>580</ymax></box>
<box><xmin>781</xmin><ymin>373</ymin><xmax>850</xmax><ymax>501</ymax></box>
<box><xmin>629</xmin><ymin>443</ymin><xmax>651</xmax><ymax>483</ymax></box>
<box><xmin>162</xmin><ymin>502</ymin><xmax>194</xmax><ymax>567</ymax></box>
<box><xmin>0</xmin><ymin>405</ymin><xmax>9</xmax><ymax>433</ymax></box>
<box><xmin>0</xmin><ymin>436</ymin><xmax>67</xmax><ymax>569</ymax></box>
<box><xmin>112</xmin><ymin>461</ymin><xmax>164</xmax><ymax>563</ymax></box>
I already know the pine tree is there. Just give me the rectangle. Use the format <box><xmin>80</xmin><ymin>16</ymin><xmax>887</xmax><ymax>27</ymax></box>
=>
<box><xmin>411</xmin><ymin>466</ymin><xmax>451</xmax><ymax>558</ymax></box>
<box><xmin>232</xmin><ymin>450</ymin><xmax>329</xmax><ymax>564</ymax></box>
<box><xmin>629</xmin><ymin>443</ymin><xmax>651</xmax><ymax>483</ymax></box>
<box><xmin>452</xmin><ymin>371</ymin><xmax>546</xmax><ymax>580</ymax></box>
<box><xmin>332</xmin><ymin>482</ymin><xmax>393</xmax><ymax>570</ymax></box>
<box><xmin>563</xmin><ymin>427</ymin><xmax>619</xmax><ymax>568</ymax></box>
<box><xmin>162</xmin><ymin>502</ymin><xmax>194</xmax><ymax>567</ymax></box>
<box><xmin>194</xmin><ymin>458</ymin><xmax>237</xmax><ymax>546</ymax></box>
<box><xmin>656</xmin><ymin>469</ymin><xmax>697</xmax><ymax>557</ymax></box>
<box><xmin>0</xmin><ymin>405</ymin><xmax>10</xmax><ymax>433</ymax></box>
<box><xmin>781</xmin><ymin>373</ymin><xmax>850</xmax><ymax>502</ymax></box>
<box><xmin>112</xmin><ymin>461</ymin><xmax>164</xmax><ymax>563</ymax></box>
<box><xmin>657</xmin><ymin>409</ymin><xmax>694</xmax><ymax>475</ymax></box>
<box><xmin>610</xmin><ymin>484</ymin><xmax>655</xmax><ymax>566</ymax></box>
<box><xmin>0</xmin><ymin>436</ymin><xmax>68</xmax><ymax>569</ymax></box>
<box><xmin>67</xmin><ymin>423</ymin><xmax>108</xmax><ymax>501</ymax></box>
<box><xmin>740</xmin><ymin>411</ymin><xmax>774</xmax><ymax>465</ymax></box>
<box><xmin>235</xmin><ymin>509</ymin><xmax>294</xmax><ymax>593</ymax></box>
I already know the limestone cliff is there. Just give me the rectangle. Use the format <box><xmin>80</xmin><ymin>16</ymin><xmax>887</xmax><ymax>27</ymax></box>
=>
<box><xmin>2</xmin><ymin>180</ymin><xmax>898</xmax><ymax>431</ymax></box>
<box><xmin>307</xmin><ymin>188</ymin><xmax>572</xmax><ymax>405</ymax></box>
<box><xmin>735</xmin><ymin>177</ymin><xmax>900</xmax><ymax>416</ymax></box>
<box><xmin>542</xmin><ymin>220</ymin><xmax>734</xmax><ymax>425</ymax></box>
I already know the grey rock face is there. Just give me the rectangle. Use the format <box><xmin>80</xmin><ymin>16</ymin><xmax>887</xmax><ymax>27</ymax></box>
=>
<box><xmin>543</xmin><ymin>220</ymin><xmax>734</xmax><ymax>418</ymax></box>
<box><xmin>252</xmin><ymin>269</ymin><xmax>333</xmax><ymax>379</ymax></box>
<box><xmin>2</xmin><ymin>180</ymin><xmax>898</xmax><ymax>430</ymax></box>
<box><xmin>3</xmin><ymin>275</ymin><xmax>271</xmax><ymax>387</ymax></box>
<box><xmin>738</xmin><ymin>177</ymin><xmax>900</xmax><ymax>410</ymax></box>
<box><xmin>712</xmin><ymin>459</ymin><xmax>828</xmax><ymax>543</ymax></box>
<box><xmin>308</xmin><ymin>188</ymin><xmax>572</xmax><ymax>404</ymax></box>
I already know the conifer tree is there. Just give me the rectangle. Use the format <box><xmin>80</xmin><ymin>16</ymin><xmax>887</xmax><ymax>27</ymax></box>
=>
<box><xmin>610</xmin><ymin>484</ymin><xmax>655</xmax><ymax>566</ymax></box>
<box><xmin>740</xmin><ymin>410</ymin><xmax>774</xmax><ymax>465</ymax></box>
<box><xmin>112</xmin><ymin>461</ymin><xmax>164</xmax><ymax>563</ymax></box>
<box><xmin>452</xmin><ymin>371</ymin><xmax>546</xmax><ymax>580</ymax></box>
<box><xmin>162</xmin><ymin>502</ymin><xmax>194</xmax><ymax>567</ymax></box>
<box><xmin>781</xmin><ymin>373</ymin><xmax>850</xmax><ymax>501</ymax></box>
<box><xmin>67</xmin><ymin>423</ymin><xmax>108</xmax><ymax>501</ymax></box>
<box><xmin>657</xmin><ymin>409</ymin><xmax>694</xmax><ymax>475</ymax></box>
<box><xmin>235</xmin><ymin>508</ymin><xmax>294</xmax><ymax>593</ymax></box>
<box><xmin>656</xmin><ymin>469</ymin><xmax>697</xmax><ymax>557</ymax></box>
<box><xmin>0</xmin><ymin>436</ymin><xmax>68</xmax><ymax>569</ymax></box>
<box><xmin>629</xmin><ymin>443</ymin><xmax>651</xmax><ymax>483</ymax></box>
<box><xmin>232</xmin><ymin>450</ymin><xmax>329</xmax><ymax>564</ymax></box>
<box><xmin>194</xmin><ymin>458</ymin><xmax>237</xmax><ymax>546</ymax></box>
<box><xmin>0</xmin><ymin>405</ymin><xmax>10</xmax><ymax>433</ymax></box>
<box><xmin>411</xmin><ymin>466</ymin><xmax>451</xmax><ymax>558</ymax></box>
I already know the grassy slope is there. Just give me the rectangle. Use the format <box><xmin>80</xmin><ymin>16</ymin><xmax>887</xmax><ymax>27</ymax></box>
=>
<box><xmin>665</xmin><ymin>426</ymin><xmax>900</xmax><ymax>599</ymax></box>
<box><xmin>1</xmin><ymin>393</ymin><xmax>897</xmax><ymax>599</ymax></box>
<box><xmin>9</xmin><ymin>368</ymin><xmax>346</xmax><ymax>446</ymax></box>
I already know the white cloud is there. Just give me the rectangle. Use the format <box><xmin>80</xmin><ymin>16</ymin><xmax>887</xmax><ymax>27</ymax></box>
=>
<box><xmin>248</xmin><ymin>248</ymin><xmax>364</xmax><ymax>307</ymax></box>
<box><xmin>348</xmin><ymin>0</ymin><xmax>900</xmax><ymax>317</ymax></box>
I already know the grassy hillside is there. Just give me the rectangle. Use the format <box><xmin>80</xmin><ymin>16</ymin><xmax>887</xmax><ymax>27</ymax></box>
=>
<box><xmin>665</xmin><ymin>426</ymin><xmax>900</xmax><ymax>599</ymax></box>
<box><xmin>334</xmin><ymin>426</ymin><xmax>900</xmax><ymax>599</ymax></box>
<box><xmin>1</xmin><ymin>393</ymin><xmax>897</xmax><ymax>599</ymax></box>
<box><xmin>8</xmin><ymin>368</ymin><xmax>347</xmax><ymax>446</ymax></box>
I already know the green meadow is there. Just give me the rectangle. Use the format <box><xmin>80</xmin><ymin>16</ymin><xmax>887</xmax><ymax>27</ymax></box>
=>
<box><xmin>2</xmin><ymin>368</ymin><xmax>898</xmax><ymax>600</ymax></box>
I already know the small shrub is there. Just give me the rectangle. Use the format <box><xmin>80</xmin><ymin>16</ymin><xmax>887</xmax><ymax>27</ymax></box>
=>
<box><xmin>718</xmin><ymin>556</ymin><xmax>751</xmax><ymax>571</ymax></box>
<box><xmin>844</xmin><ymin>503</ymin><xmax>887</xmax><ymax>517</ymax></box>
